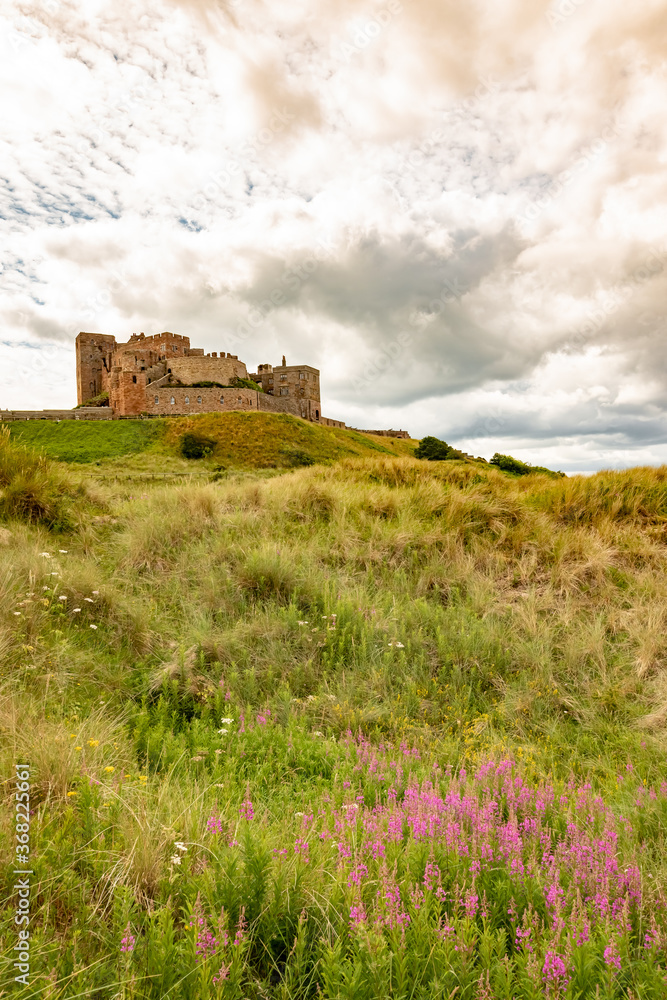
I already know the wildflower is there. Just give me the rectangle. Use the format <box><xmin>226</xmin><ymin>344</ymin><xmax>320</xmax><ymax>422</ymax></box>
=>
<box><xmin>174</xmin><ymin>841</ymin><xmax>188</xmax><ymax>852</ymax></box>
<box><xmin>239</xmin><ymin>799</ymin><xmax>254</xmax><ymax>821</ymax></box>
<box><xmin>212</xmin><ymin>963</ymin><xmax>230</xmax><ymax>984</ymax></box>
<box><xmin>92</xmin><ymin>590</ymin><xmax>99</xmax><ymax>594</ymax></box>
<box><xmin>349</xmin><ymin>904</ymin><xmax>366</xmax><ymax>927</ymax></box>
<box><xmin>66</xmin><ymin>791</ymin><xmax>77</xmax><ymax>797</ymax></box>
<box><xmin>120</xmin><ymin>924</ymin><xmax>136</xmax><ymax>953</ymax></box>
<box><xmin>84</xmin><ymin>597</ymin><xmax>94</xmax><ymax>603</ymax></box>
<box><xmin>604</xmin><ymin>944</ymin><xmax>622</xmax><ymax>971</ymax></box>
<box><xmin>59</xmin><ymin>549</ymin><xmax>68</xmax><ymax>553</ymax></box>
<box><xmin>313</xmin><ymin>730</ymin><xmax>324</xmax><ymax>737</ymax></box>
<box><xmin>73</xmin><ymin>608</ymin><xmax>81</xmax><ymax>612</ymax></box>
<box><xmin>217</xmin><ymin>729</ymin><xmax>228</xmax><ymax>735</ymax></box>
<box><xmin>298</xmin><ymin>620</ymin><xmax>309</xmax><ymax>625</ymax></box>
<box><xmin>104</xmin><ymin>766</ymin><xmax>115</xmax><ymax>773</ymax></box>
<box><xmin>542</xmin><ymin>951</ymin><xmax>571</xmax><ymax>989</ymax></box>
<box><xmin>13</xmin><ymin>612</ymin><xmax>21</xmax><ymax>616</ymax></box>
<box><xmin>88</xmin><ymin>739</ymin><xmax>100</xmax><ymax>747</ymax></box>
<box><xmin>170</xmin><ymin>855</ymin><xmax>182</xmax><ymax>865</ymax></box>
<box><xmin>257</xmin><ymin>714</ymin><xmax>267</xmax><ymax>724</ymax></box>
<box><xmin>75</xmin><ymin>746</ymin><xmax>82</xmax><ymax>751</ymax></box>
<box><xmin>220</xmin><ymin>717</ymin><xmax>233</xmax><ymax>724</ymax></box>
<box><xmin>90</xmin><ymin>624</ymin><xmax>98</xmax><ymax>629</ymax></box>
<box><xmin>39</xmin><ymin>552</ymin><xmax>51</xmax><ymax>558</ymax></box>
<box><xmin>59</xmin><ymin>595</ymin><xmax>67</xmax><ymax>600</ymax></box>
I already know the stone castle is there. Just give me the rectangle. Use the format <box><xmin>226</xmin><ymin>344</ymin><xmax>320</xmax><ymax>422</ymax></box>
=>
<box><xmin>0</xmin><ymin>329</ymin><xmax>410</xmax><ymax>438</ymax></box>
<box><xmin>74</xmin><ymin>330</ymin><xmax>347</xmax><ymax>426</ymax></box>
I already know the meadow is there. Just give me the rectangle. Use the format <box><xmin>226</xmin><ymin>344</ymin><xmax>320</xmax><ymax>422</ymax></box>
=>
<box><xmin>1</xmin><ymin>421</ymin><xmax>667</xmax><ymax>998</ymax></box>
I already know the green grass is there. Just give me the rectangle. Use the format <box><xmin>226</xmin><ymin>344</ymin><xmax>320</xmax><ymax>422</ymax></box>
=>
<box><xmin>5</xmin><ymin>418</ymin><xmax>164</xmax><ymax>463</ymax></box>
<box><xmin>2</xmin><ymin>446</ymin><xmax>667</xmax><ymax>998</ymax></box>
<box><xmin>4</xmin><ymin>413</ymin><xmax>418</xmax><ymax>469</ymax></box>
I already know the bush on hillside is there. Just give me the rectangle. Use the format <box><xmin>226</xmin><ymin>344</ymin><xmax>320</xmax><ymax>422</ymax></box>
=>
<box><xmin>415</xmin><ymin>436</ymin><xmax>465</xmax><ymax>461</ymax></box>
<box><xmin>180</xmin><ymin>431</ymin><xmax>216</xmax><ymax>459</ymax></box>
<box><xmin>0</xmin><ymin>426</ymin><xmax>93</xmax><ymax>529</ymax></box>
<box><xmin>490</xmin><ymin>452</ymin><xmax>564</xmax><ymax>478</ymax></box>
<box><xmin>280</xmin><ymin>448</ymin><xmax>315</xmax><ymax>467</ymax></box>
<box><xmin>188</xmin><ymin>381</ymin><xmax>225</xmax><ymax>389</ymax></box>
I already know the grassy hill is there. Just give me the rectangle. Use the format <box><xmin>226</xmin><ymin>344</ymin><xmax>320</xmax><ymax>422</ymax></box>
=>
<box><xmin>5</xmin><ymin>412</ymin><xmax>418</xmax><ymax>471</ymax></box>
<box><xmin>2</xmin><ymin>435</ymin><xmax>667</xmax><ymax>998</ymax></box>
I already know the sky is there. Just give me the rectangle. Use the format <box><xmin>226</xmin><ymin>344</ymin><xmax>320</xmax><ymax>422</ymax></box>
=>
<box><xmin>2</xmin><ymin>0</ymin><xmax>667</xmax><ymax>471</ymax></box>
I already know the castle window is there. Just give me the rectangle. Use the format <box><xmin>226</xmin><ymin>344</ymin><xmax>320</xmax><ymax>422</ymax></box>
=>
<box><xmin>280</xmin><ymin>374</ymin><xmax>287</xmax><ymax>380</ymax></box>
<box><xmin>280</xmin><ymin>388</ymin><xmax>289</xmax><ymax>396</ymax></box>
<box><xmin>132</xmin><ymin>375</ymin><xmax>137</xmax><ymax>383</ymax></box>
<box><xmin>170</xmin><ymin>396</ymin><xmax>175</xmax><ymax>405</ymax></box>
<box><xmin>154</xmin><ymin>396</ymin><xmax>159</xmax><ymax>404</ymax></box>
<box><xmin>219</xmin><ymin>395</ymin><xmax>224</xmax><ymax>403</ymax></box>
<box><xmin>315</xmin><ymin>409</ymin><xmax>319</xmax><ymax>419</ymax></box>
<box><xmin>299</xmin><ymin>372</ymin><xmax>305</xmax><ymax>379</ymax></box>
<box><xmin>197</xmin><ymin>395</ymin><xmax>202</xmax><ymax>404</ymax></box>
<box><xmin>185</xmin><ymin>396</ymin><xmax>190</xmax><ymax>404</ymax></box>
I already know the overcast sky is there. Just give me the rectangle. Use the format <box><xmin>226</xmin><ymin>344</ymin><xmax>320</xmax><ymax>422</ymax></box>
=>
<box><xmin>2</xmin><ymin>0</ymin><xmax>667</xmax><ymax>470</ymax></box>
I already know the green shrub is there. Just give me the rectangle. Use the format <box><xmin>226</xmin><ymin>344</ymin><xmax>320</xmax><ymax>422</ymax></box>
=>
<box><xmin>180</xmin><ymin>432</ymin><xmax>216</xmax><ymax>459</ymax></box>
<box><xmin>415</xmin><ymin>436</ymin><xmax>464</xmax><ymax>461</ymax></box>
<box><xmin>490</xmin><ymin>452</ymin><xmax>564</xmax><ymax>477</ymax></box>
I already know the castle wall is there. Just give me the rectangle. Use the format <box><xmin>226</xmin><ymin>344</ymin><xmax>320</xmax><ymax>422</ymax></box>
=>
<box><xmin>109</xmin><ymin>370</ymin><xmax>149</xmax><ymax>416</ymax></box>
<box><xmin>147</xmin><ymin>385</ymin><xmax>258</xmax><ymax>416</ymax></box>
<box><xmin>168</xmin><ymin>355</ymin><xmax>248</xmax><ymax>385</ymax></box>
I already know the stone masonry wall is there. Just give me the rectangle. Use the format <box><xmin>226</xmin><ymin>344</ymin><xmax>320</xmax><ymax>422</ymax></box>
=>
<box><xmin>146</xmin><ymin>385</ymin><xmax>258</xmax><ymax>416</ymax></box>
<box><xmin>75</xmin><ymin>332</ymin><xmax>116</xmax><ymax>404</ymax></box>
<box><xmin>168</xmin><ymin>355</ymin><xmax>248</xmax><ymax>385</ymax></box>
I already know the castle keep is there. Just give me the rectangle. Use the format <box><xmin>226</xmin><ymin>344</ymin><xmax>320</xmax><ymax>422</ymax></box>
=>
<box><xmin>75</xmin><ymin>331</ymin><xmax>343</xmax><ymax>426</ymax></box>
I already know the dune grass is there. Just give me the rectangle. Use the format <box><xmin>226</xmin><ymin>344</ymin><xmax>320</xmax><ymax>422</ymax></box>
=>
<box><xmin>1</xmin><ymin>451</ymin><xmax>667</xmax><ymax>997</ymax></box>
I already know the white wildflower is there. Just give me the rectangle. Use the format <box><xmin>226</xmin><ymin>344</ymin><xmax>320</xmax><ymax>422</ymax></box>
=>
<box><xmin>313</xmin><ymin>731</ymin><xmax>324</xmax><ymax>737</ymax></box>
<box><xmin>298</xmin><ymin>620</ymin><xmax>309</xmax><ymax>625</ymax></box>
<box><xmin>73</xmin><ymin>608</ymin><xmax>81</xmax><ymax>612</ymax></box>
<box><xmin>39</xmin><ymin>552</ymin><xmax>51</xmax><ymax>558</ymax></box>
<box><xmin>294</xmin><ymin>812</ymin><xmax>304</xmax><ymax>817</ymax></box>
<box><xmin>174</xmin><ymin>841</ymin><xmax>188</xmax><ymax>852</ymax></box>
<box><xmin>59</xmin><ymin>595</ymin><xmax>67</xmax><ymax>600</ymax></box>
<box><xmin>217</xmin><ymin>729</ymin><xmax>228</xmax><ymax>735</ymax></box>
<box><xmin>90</xmin><ymin>624</ymin><xmax>98</xmax><ymax>630</ymax></box>
<box><xmin>92</xmin><ymin>590</ymin><xmax>99</xmax><ymax>594</ymax></box>
<box><xmin>220</xmin><ymin>717</ymin><xmax>234</xmax><ymax>724</ymax></box>
<box><xmin>59</xmin><ymin>549</ymin><xmax>68</xmax><ymax>553</ymax></box>
<box><xmin>13</xmin><ymin>612</ymin><xmax>21</xmax><ymax>616</ymax></box>
<box><xmin>84</xmin><ymin>597</ymin><xmax>94</xmax><ymax>603</ymax></box>
<box><xmin>170</xmin><ymin>855</ymin><xmax>182</xmax><ymax>865</ymax></box>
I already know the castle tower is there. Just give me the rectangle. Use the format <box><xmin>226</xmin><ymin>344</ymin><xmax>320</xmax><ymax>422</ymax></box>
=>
<box><xmin>75</xmin><ymin>332</ymin><xmax>116</xmax><ymax>405</ymax></box>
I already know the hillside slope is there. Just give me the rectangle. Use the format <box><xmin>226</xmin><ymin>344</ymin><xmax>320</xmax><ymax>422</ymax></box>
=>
<box><xmin>3</xmin><ymin>445</ymin><xmax>667</xmax><ymax>996</ymax></box>
<box><xmin>5</xmin><ymin>412</ymin><xmax>418</xmax><ymax>468</ymax></box>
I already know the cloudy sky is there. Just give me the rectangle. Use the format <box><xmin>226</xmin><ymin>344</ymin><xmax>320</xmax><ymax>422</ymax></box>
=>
<box><xmin>2</xmin><ymin>0</ymin><xmax>667</xmax><ymax>470</ymax></box>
